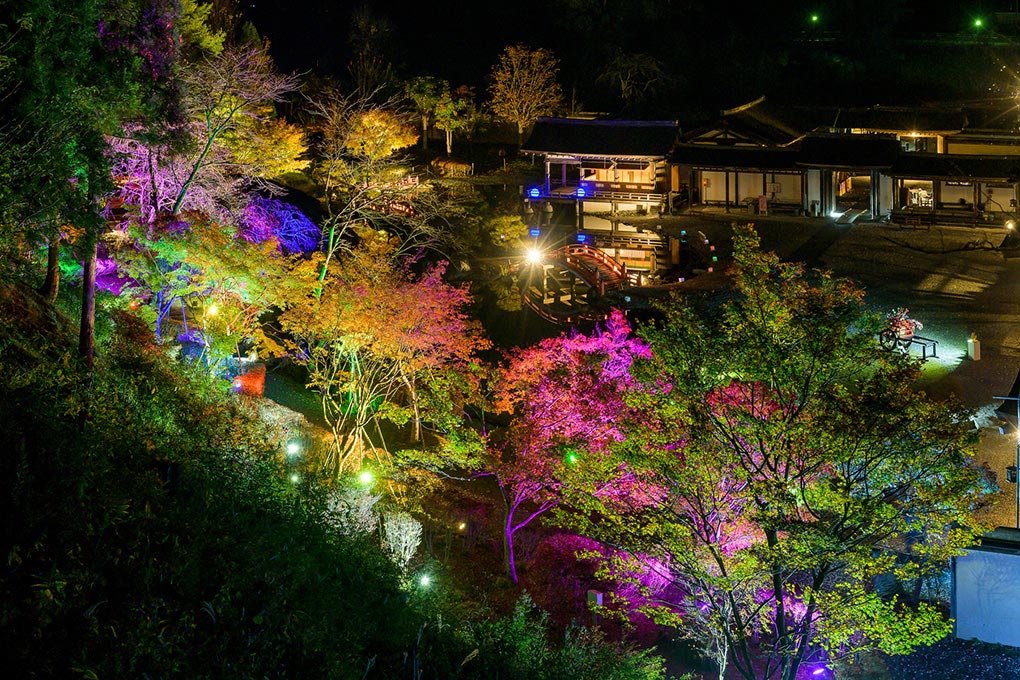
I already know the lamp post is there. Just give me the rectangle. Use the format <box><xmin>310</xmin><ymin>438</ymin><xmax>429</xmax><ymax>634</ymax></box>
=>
<box><xmin>993</xmin><ymin>394</ymin><xmax>1020</xmax><ymax>528</ymax></box>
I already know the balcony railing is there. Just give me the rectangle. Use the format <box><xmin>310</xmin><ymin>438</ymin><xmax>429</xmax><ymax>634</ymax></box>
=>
<box><xmin>527</xmin><ymin>181</ymin><xmax>666</xmax><ymax>203</ymax></box>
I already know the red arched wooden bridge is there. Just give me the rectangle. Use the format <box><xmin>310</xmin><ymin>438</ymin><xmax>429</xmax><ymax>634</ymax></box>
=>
<box><xmin>517</xmin><ymin>244</ymin><xmax>637</xmax><ymax>324</ymax></box>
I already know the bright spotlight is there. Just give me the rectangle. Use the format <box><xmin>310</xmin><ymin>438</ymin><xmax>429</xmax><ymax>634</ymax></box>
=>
<box><xmin>358</xmin><ymin>470</ymin><xmax>374</xmax><ymax>485</ymax></box>
<box><xmin>289</xmin><ymin>473</ymin><xmax>300</xmax><ymax>483</ymax></box>
<box><xmin>420</xmin><ymin>574</ymin><xmax>431</xmax><ymax>587</ymax></box>
<box><xmin>526</xmin><ymin>248</ymin><xmax>542</xmax><ymax>264</ymax></box>
<box><xmin>286</xmin><ymin>441</ymin><xmax>301</xmax><ymax>456</ymax></box>
<box><xmin>1007</xmin><ymin>220</ymin><xmax>1016</xmax><ymax>231</ymax></box>
<box><xmin>207</xmin><ymin>303</ymin><xmax>219</xmax><ymax>317</ymax></box>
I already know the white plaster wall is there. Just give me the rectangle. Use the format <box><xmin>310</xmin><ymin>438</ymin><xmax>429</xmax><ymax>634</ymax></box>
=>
<box><xmin>878</xmin><ymin>174</ymin><xmax>894</xmax><ymax>217</ymax></box>
<box><xmin>806</xmin><ymin>169</ymin><xmax>822</xmax><ymax>213</ymax></box>
<box><xmin>702</xmin><ymin>171</ymin><xmax>728</xmax><ymax>203</ymax></box>
<box><xmin>954</xmin><ymin>550</ymin><xmax>1020</xmax><ymax>648</ymax></box>
<box><xmin>941</xmin><ymin>183</ymin><xmax>973</xmax><ymax>207</ymax></box>
<box><xmin>772</xmin><ymin>174</ymin><xmax>800</xmax><ymax>202</ymax></box>
<box><xmin>738</xmin><ymin>173</ymin><xmax>764</xmax><ymax>202</ymax></box>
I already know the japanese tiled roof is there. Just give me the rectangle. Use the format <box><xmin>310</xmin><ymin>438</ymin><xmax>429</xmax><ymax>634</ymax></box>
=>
<box><xmin>682</xmin><ymin>97</ymin><xmax>828</xmax><ymax>147</ymax></box>
<box><xmin>671</xmin><ymin>144</ymin><xmax>801</xmax><ymax>169</ymax></box>
<box><xmin>890</xmin><ymin>153</ymin><xmax>1020</xmax><ymax>180</ymax></box>
<box><xmin>521</xmin><ymin>117</ymin><xmax>679</xmax><ymax>158</ymax></box>
<box><xmin>956</xmin><ymin>99</ymin><xmax>1020</xmax><ymax>133</ymax></box>
<box><xmin>796</xmin><ymin>134</ymin><xmax>903</xmax><ymax>169</ymax></box>
<box><xmin>826</xmin><ymin>105</ymin><xmax>966</xmax><ymax>134</ymax></box>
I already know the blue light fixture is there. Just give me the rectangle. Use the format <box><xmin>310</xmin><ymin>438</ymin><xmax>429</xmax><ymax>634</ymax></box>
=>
<box><xmin>529</xmin><ymin>187</ymin><xmax>540</xmax><ymax>199</ymax></box>
<box><xmin>577</xmin><ymin>233</ymin><xmax>587</xmax><ymax>243</ymax></box>
<box><xmin>576</xmin><ymin>186</ymin><xmax>586</xmax><ymax>198</ymax></box>
<box><xmin>529</xmin><ymin>228</ymin><xmax>541</xmax><ymax>237</ymax></box>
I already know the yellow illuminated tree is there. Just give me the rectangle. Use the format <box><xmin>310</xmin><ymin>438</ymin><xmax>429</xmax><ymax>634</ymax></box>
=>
<box><xmin>488</xmin><ymin>44</ymin><xmax>565</xmax><ymax>145</ymax></box>
<box><xmin>345</xmin><ymin>108</ymin><xmax>418</xmax><ymax>164</ymax></box>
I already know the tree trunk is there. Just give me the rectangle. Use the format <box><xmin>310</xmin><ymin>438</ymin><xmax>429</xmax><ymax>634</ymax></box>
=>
<box><xmin>421</xmin><ymin>114</ymin><xmax>429</xmax><ymax>150</ymax></box>
<box><xmin>445</xmin><ymin>130</ymin><xmax>452</xmax><ymax>156</ymax></box>
<box><xmin>79</xmin><ymin>235</ymin><xmax>97</xmax><ymax>372</ymax></box>
<box><xmin>38</xmin><ymin>237</ymin><xmax>61</xmax><ymax>303</ymax></box>
<box><xmin>504</xmin><ymin>510</ymin><xmax>519</xmax><ymax>583</ymax></box>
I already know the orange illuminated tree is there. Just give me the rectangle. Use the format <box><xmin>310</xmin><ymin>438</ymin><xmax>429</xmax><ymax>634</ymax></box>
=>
<box><xmin>281</xmin><ymin>227</ymin><xmax>489</xmax><ymax>475</ymax></box>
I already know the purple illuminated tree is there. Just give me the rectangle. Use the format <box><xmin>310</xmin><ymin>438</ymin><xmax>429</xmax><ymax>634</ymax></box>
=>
<box><xmin>490</xmin><ymin>309</ymin><xmax>653</xmax><ymax>583</ymax></box>
<box><xmin>239</xmin><ymin>197</ymin><xmax>320</xmax><ymax>255</ymax></box>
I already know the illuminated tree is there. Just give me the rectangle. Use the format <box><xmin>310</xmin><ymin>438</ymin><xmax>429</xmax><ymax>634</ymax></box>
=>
<box><xmin>179</xmin><ymin>0</ymin><xmax>226</xmax><ymax>56</ymax></box>
<box><xmin>344</xmin><ymin>108</ymin><xmax>418</xmax><ymax>164</ymax></box>
<box><xmin>433</xmin><ymin>87</ymin><xmax>471</xmax><ymax>156</ymax></box>
<box><xmin>563</xmin><ymin>225</ymin><xmax>988</xmax><ymax>680</ymax></box>
<box><xmin>307</xmin><ymin>89</ymin><xmax>455</xmax><ymax>287</ymax></box>
<box><xmin>382</xmin><ymin>511</ymin><xmax>423</xmax><ymax>574</ymax></box>
<box><xmin>280</xmin><ymin>228</ymin><xmax>489</xmax><ymax>475</ymax></box>
<box><xmin>110</xmin><ymin>209</ymin><xmax>310</xmax><ymax>355</ymax></box>
<box><xmin>488</xmin><ymin>44</ymin><xmax>565</xmax><ymax>145</ymax></box>
<box><xmin>171</xmin><ymin>44</ymin><xmax>301</xmax><ymax>216</ymax></box>
<box><xmin>0</xmin><ymin>0</ymin><xmax>187</xmax><ymax>369</ymax></box>
<box><xmin>490</xmin><ymin>310</ymin><xmax>652</xmax><ymax>583</ymax></box>
<box><xmin>404</xmin><ymin>76</ymin><xmax>447</xmax><ymax>151</ymax></box>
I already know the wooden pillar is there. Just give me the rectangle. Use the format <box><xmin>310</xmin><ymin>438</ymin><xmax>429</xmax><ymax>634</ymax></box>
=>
<box><xmin>871</xmin><ymin>170</ymin><xmax>880</xmax><ymax>217</ymax></box>
<box><xmin>544</xmin><ymin>159</ymin><xmax>551</xmax><ymax>195</ymax></box>
<box><xmin>725</xmin><ymin>170</ymin><xmax>730</xmax><ymax>213</ymax></box>
<box><xmin>802</xmin><ymin>172</ymin><xmax>808</xmax><ymax>214</ymax></box>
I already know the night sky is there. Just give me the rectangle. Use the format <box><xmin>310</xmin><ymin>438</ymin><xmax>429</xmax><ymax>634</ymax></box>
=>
<box><xmin>242</xmin><ymin>1</ymin><xmax>1020</xmax><ymax>117</ymax></box>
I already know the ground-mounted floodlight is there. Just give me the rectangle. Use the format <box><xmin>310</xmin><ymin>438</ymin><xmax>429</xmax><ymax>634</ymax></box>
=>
<box><xmin>526</xmin><ymin>248</ymin><xmax>543</xmax><ymax>264</ymax></box>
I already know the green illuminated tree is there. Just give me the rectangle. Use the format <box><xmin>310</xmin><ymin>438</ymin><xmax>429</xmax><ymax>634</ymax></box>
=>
<box><xmin>433</xmin><ymin>87</ymin><xmax>471</xmax><ymax>156</ymax></box>
<box><xmin>404</xmin><ymin>75</ymin><xmax>447</xmax><ymax>151</ymax></box>
<box><xmin>560</xmin><ymin>224</ymin><xmax>988</xmax><ymax>680</ymax></box>
<box><xmin>0</xmin><ymin>0</ymin><xmax>184</xmax><ymax>369</ymax></box>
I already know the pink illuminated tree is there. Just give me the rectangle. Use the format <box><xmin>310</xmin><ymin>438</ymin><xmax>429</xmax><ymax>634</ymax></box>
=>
<box><xmin>489</xmin><ymin>309</ymin><xmax>653</xmax><ymax>583</ymax></box>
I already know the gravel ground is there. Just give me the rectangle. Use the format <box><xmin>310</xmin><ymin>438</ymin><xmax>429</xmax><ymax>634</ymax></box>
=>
<box><xmin>884</xmin><ymin>637</ymin><xmax>1020</xmax><ymax>680</ymax></box>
